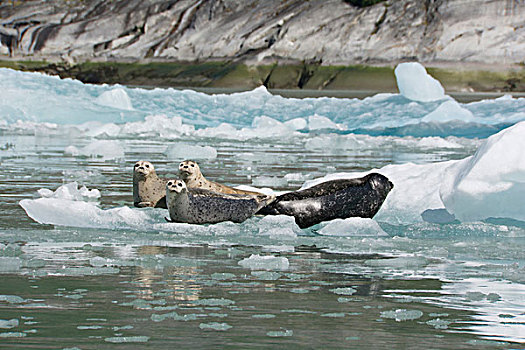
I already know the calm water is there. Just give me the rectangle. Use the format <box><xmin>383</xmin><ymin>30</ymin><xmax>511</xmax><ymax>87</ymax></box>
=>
<box><xmin>1</xmin><ymin>67</ymin><xmax>524</xmax><ymax>348</ymax></box>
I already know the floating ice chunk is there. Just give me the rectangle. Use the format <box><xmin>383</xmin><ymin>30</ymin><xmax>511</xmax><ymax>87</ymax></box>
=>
<box><xmin>95</xmin><ymin>88</ymin><xmax>133</xmax><ymax>110</ymax></box>
<box><xmin>0</xmin><ymin>295</ymin><xmax>25</xmax><ymax>304</ymax></box>
<box><xmin>0</xmin><ymin>319</ymin><xmax>18</xmax><ymax>329</ymax></box>
<box><xmin>365</xmin><ymin>256</ymin><xmax>428</xmax><ymax>268</ymax></box>
<box><xmin>267</xmin><ymin>329</ymin><xmax>293</xmax><ymax>337</ymax></box>
<box><xmin>248</xmin><ymin>116</ymin><xmax>301</xmax><ymax>138</ymax></box>
<box><xmin>79</xmin><ymin>121</ymin><xmax>122</xmax><ymax>138</ymax></box>
<box><xmin>65</xmin><ymin>140</ymin><xmax>124</xmax><ymax>160</ymax></box>
<box><xmin>257</xmin><ymin>215</ymin><xmax>300</xmax><ymax>238</ymax></box>
<box><xmin>238</xmin><ymin>254</ymin><xmax>289</xmax><ymax>271</ymax></box>
<box><xmin>308</xmin><ymin>114</ymin><xmax>344</xmax><ymax>130</ymax></box>
<box><xmin>252</xmin><ymin>314</ymin><xmax>276</xmax><ymax>319</ymax></box>
<box><xmin>19</xmin><ymin>196</ymin><xmax>160</xmax><ymax>229</ymax></box>
<box><xmin>0</xmin><ymin>332</ymin><xmax>26</xmax><ymax>338</ymax></box>
<box><xmin>416</xmin><ymin>136</ymin><xmax>462</xmax><ymax>149</ymax></box>
<box><xmin>426</xmin><ymin>318</ymin><xmax>452</xmax><ymax>329</ymax></box>
<box><xmin>321</xmin><ymin>313</ymin><xmax>346</xmax><ymax>318</ymax></box>
<box><xmin>120</xmin><ymin>115</ymin><xmax>194</xmax><ymax>137</ymax></box>
<box><xmin>59</xmin><ymin>266</ymin><xmax>120</xmax><ymax>276</ymax></box>
<box><xmin>251</xmin><ymin>271</ymin><xmax>282</xmax><ymax>280</ymax></box>
<box><xmin>394</xmin><ymin>62</ymin><xmax>445</xmax><ymax>102</ymax></box>
<box><xmin>318</xmin><ymin>218</ymin><xmax>388</xmax><ymax>237</ymax></box>
<box><xmin>422</xmin><ymin>100</ymin><xmax>475</xmax><ymax>123</ymax></box>
<box><xmin>330</xmin><ymin>287</ymin><xmax>357</xmax><ymax>296</ymax></box>
<box><xmin>194</xmin><ymin>123</ymin><xmax>239</xmax><ymax>139</ymax></box>
<box><xmin>37</xmin><ymin>182</ymin><xmax>100</xmax><ymax>201</ymax></box>
<box><xmin>199</xmin><ymin>322</ymin><xmax>232</xmax><ymax>331</ymax></box>
<box><xmin>0</xmin><ymin>257</ymin><xmax>21</xmax><ymax>272</ymax></box>
<box><xmin>165</xmin><ymin>143</ymin><xmax>217</xmax><ymax>160</ymax></box>
<box><xmin>305</xmin><ymin>134</ymin><xmax>364</xmax><ymax>152</ymax></box>
<box><xmin>251</xmin><ymin>176</ymin><xmax>288</xmax><ymax>188</ymax></box>
<box><xmin>193</xmin><ymin>298</ymin><xmax>235</xmax><ymax>306</ymax></box>
<box><xmin>104</xmin><ymin>336</ymin><xmax>150</xmax><ymax>343</ymax></box>
<box><xmin>380</xmin><ymin>309</ymin><xmax>424</xmax><ymax>322</ymax></box>
<box><xmin>284</xmin><ymin>118</ymin><xmax>307</xmax><ymax>130</ymax></box>
<box><xmin>440</xmin><ymin>121</ymin><xmax>525</xmax><ymax>222</ymax></box>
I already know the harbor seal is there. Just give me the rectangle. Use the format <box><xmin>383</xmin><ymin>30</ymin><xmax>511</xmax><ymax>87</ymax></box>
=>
<box><xmin>133</xmin><ymin>160</ymin><xmax>167</xmax><ymax>208</ymax></box>
<box><xmin>257</xmin><ymin>173</ymin><xmax>393</xmax><ymax>228</ymax></box>
<box><xmin>165</xmin><ymin>179</ymin><xmax>271</xmax><ymax>224</ymax></box>
<box><xmin>179</xmin><ymin>160</ymin><xmax>271</xmax><ymax>200</ymax></box>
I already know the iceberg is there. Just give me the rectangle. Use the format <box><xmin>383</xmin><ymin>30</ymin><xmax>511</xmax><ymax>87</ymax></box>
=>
<box><xmin>422</xmin><ymin>100</ymin><xmax>475</xmax><ymax>123</ymax></box>
<box><xmin>166</xmin><ymin>143</ymin><xmax>217</xmax><ymax>160</ymax></box>
<box><xmin>394</xmin><ymin>62</ymin><xmax>446</xmax><ymax>102</ymax></box>
<box><xmin>238</xmin><ymin>254</ymin><xmax>290</xmax><ymax>271</ymax></box>
<box><xmin>440</xmin><ymin>121</ymin><xmax>525</xmax><ymax>222</ymax></box>
<box><xmin>95</xmin><ymin>87</ymin><xmax>133</xmax><ymax>111</ymax></box>
<box><xmin>65</xmin><ymin>140</ymin><xmax>124</xmax><ymax>160</ymax></box>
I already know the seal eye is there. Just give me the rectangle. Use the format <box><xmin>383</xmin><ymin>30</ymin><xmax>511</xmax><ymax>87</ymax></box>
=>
<box><xmin>145</xmin><ymin>164</ymin><xmax>150</xmax><ymax>168</ymax></box>
<box><xmin>167</xmin><ymin>181</ymin><xmax>172</xmax><ymax>186</ymax></box>
<box><xmin>134</xmin><ymin>164</ymin><xmax>139</xmax><ymax>168</ymax></box>
<box><xmin>191</xmin><ymin>164</ymin><xmax>195</xmax><ymax>167</ymax></box>
<box><xmin>177</xmin><ymin>183</ymin><xmax>183</xmax><ymax>187</ymax></box>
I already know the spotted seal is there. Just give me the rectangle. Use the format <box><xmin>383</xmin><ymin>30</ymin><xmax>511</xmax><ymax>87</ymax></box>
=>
<box><xmin>133</xmin><ymin>160</ymin><xmax>167</xmax><ymax>208</ymax></box>
<box><xmin>256</xmin><ymin>173</ymin><xmax>394</xmax><ymax>228</ymax></box>
<box><xmin>165</xmin><ymin>179</ymin><xmax>271</xmax><ymax>224</ymax></box>
<box><xmin>178</xmin><ymin>160</ymin><xmax>271</xmax><ymax>200</ymax></box>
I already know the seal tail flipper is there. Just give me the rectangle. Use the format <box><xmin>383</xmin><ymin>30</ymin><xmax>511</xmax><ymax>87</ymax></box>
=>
<box><xmin>164</xmin><ymin>217</ymin><xmax>174</xmax><ymax>223</ymax></box>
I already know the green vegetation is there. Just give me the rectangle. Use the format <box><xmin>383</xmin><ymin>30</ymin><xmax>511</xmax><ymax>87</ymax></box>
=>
<box><xmin>0</xmin><ymin>59</ymin><xmax>523</xmax><ymax>92</ymax></box>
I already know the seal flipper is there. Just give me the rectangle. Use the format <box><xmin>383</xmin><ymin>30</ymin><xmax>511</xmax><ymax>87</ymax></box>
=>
<box><xmin>165</xmin><ymin>217</ymin><xmax>174</xmax><ymax>223</ymax></box>
<box><xmin>154</xmin><ymin>196</ymin><xmax>167</xmax><ymax>209</ymax></box>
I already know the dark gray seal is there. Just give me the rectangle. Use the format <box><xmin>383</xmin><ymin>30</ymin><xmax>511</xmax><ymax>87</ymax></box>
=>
<box><xmin>256</xmin><ymin>173</ymin><xmax>393</xmax><ymax>228</ymax></box>
<box><xmin>133</xmin><ymin>160</ymin><xmax>167</xmax><ymax>208</ymax></box>
<box><xmin>165</xmin><ymin>179</ymin><xmax>272</xmax><ymax>224</ymax></box>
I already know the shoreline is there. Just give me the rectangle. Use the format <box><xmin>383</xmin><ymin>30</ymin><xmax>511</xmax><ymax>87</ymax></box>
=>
<box><xmin>1</xmin><ymin>58</ymin><xmax>524</xmax><ymax>95</ymax></box>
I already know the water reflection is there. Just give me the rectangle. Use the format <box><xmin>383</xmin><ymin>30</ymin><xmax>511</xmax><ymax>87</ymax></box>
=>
<box><xmin>0</xmin><ymin>242</ymin><xmax>523</xmax><ymax>348</ymax></box>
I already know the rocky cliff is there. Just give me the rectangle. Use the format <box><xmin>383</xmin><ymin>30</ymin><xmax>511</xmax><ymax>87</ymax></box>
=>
<box><xmin>1</xmin><ymin>0</ymin><xmax>524</xmax><ymax>66</ymax></box>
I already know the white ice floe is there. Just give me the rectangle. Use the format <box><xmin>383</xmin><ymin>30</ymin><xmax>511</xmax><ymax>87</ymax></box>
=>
<box><xmin>65</xmin><ymin>140</ymin><xmax>124</xmax><ymax>160</ymax></box>
<box><xmin>394</xmin><ymin>62</ymin><xmax>446</xmax><ymax>102</ymax></box>
<box><xmin>318</xmin><ymin>218</ymin><xmax>388</xmax><ymax>237</ymax></box>
<box><xmin>165</xmin><ymin>143</ymin><xmax>217</xmax><ymax>160</ymax></box>
<box><xmin>422</xmin><ymin>100</ymin><xmax>475</xmax><ymax>123</ymax></box>
<box><xmin>238</xmin><ymin>254</ymin><xmax>290</xmax><ymax>271</ymax></box>
<box><xmin>380</xmin><ymin>309</ymin><xmax>424</xmax><ymax>322</ymax></box>
<box><xmin>308</xmin><ymin>114</ymin><xmax>344</xmax><ymax>131</ymax></box>
<box><xmin>37</xmin><ymin>182</ymin><xmax>100</xmax><ymax>201</ymax></box>
<box><xmin>440</xmin><ymin>121</ymin><xmax>525</xmax><ymax>222</ymax></box>
<box><xmin>119</xmin><ymin>115</ymin><xmax>194</xmax><ymax>138</ymax></box>
<box><xmin>95</xmin><ymin>87</ymin><xmax>133</xmax><ymax>110</ymax></box>
<box><xmin>257</xmin><ymin>215</ymin><xmax>301</xmax><ymax>238</ymax></box>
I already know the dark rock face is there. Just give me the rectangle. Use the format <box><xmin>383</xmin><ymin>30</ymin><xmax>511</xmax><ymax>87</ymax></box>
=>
<box><xmin>0</xmin><ymin>0</ymin><xmax>524</xmax><ymax>65</ymax></box>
